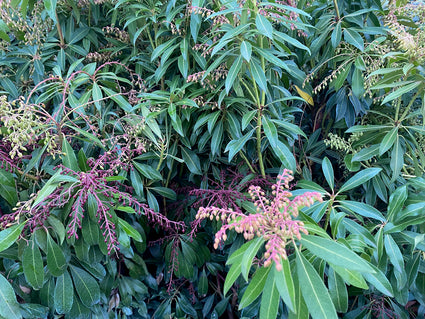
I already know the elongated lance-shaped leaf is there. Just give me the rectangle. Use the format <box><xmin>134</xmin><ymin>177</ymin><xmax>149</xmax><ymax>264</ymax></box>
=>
<box><xmin>322</xmin><ymin>157</ymin><xmax>334</xmax><ymax>190</ymax></box>
<box><xmin>0</xmin><ymin>223</ymin><xmax>25</xmax><ymax>253</ymax></box>
<box><xmin>259</xmin><ymin>269</ymin><xmax>280</xmax><ymax>319</ymax></box>
<box><xmin>301</xmin><ymin>235</ymin><xmax>375</xmax><ymax>273</ymax></box>
<box><xmin>241</xmin><ymin>237</ymin><xmax>265</xmax><ymax>281</ymax></box>
<box><xmin>273</xmin><ymin>257</ymin><xmax>296</xmax><ymax>313</ymax></box>
<box><xmin>0</xmin><ymin>273</ymin><xmax>22</xmax><ymax>319</ymax></box>
<box><xmin>362</xmin><ymin>263</ymin><xmax>394</xmax><ymax>297</ymax></box>
<box><xmin>223</xmin><ymin>262</ymin><xmax>242</xmax><ymax>296</ymax></box>
<box><xmin>379</xmin><ymin>127</ymin><xmax>398</xmax><ymax>155</ymax></box>
<box><xmin>256</xmin><ymin>14</ymin><xmax>273</xmax><ymax>39</ymax></box>
<box><xmin>69</xmin><ymin>265</ymin><xmax>100</xmax><ymax>307</ymax></box>
<box><xmin>225</xmin><ymin>129</ymin><xmax>255</xmax><ymax>162</ymax></box>
<box><xmin>225</xmin><ymin>55</ymin><xmax>243</xmax><ymax>94</ymax></box>
<box><xmin>46</xmin><ymin>232</ymin><xmax>67</xmax><ymax>277</ymax></box>
<box><xmin>54</xmin><ymin>271</ymin><xmax>73</xmax><ymax>314</ymax></box>
<box><xmin>338</xmin><ymin>167</ymin><xmax>382</xmax><ymax>194</ymax></box>
<box><xmin>23</xmin><ymin>239</ymin><xmax>44</xmax><ymax>289</ymax></box>
<box><xmin>295</xmin><ymin>248</ymin><xmax>338</xmax><ymax>319</ymax></box>
<box><xmin>239</xmin><ymin>266</ymin><xmax>271</xmax><ymax>309</ymax></box>
<box><xmin>328</xmin><ymin>267</ymin><xmax>348</xmax><ymax>313</ymax></box>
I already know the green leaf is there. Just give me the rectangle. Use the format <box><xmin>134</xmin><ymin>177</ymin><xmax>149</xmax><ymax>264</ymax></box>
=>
<box><xmin>332</xmin><ymin>62</ymin><xmax>352</xmax><ymax>90</ymax></box>
<box><xmin>256</xmin><ymin>14</ymin><xmax>273</xmax><ymax>39</ymax></box>
<box><xmin>223</xmin><ymin>262</ymin><xmax>241</xmax><ymax>296</ymax></box>
<box><xmin>331</xmin><ymin>22</ymin><xmax>341</xmax><ymax>48</ymax></box>
<box><xmin>226</xmin><ymin>55</ymin><xmax>243</xmax><ymax>93</ymax></box>
<box><xmin>330</xmin><ymin>264</ymin><xmax>368</xmax><ymax>289</ymax></box>
<box><xmin>81</xmin><ymin>219</ymin><xmax>99</xmax><ymax>246</ymax></box>
<box><xmin>118</xmin><ymin>218</ymin><xmax>142</xmax><ymax>242</ymax></box>
<box><xmin>362</xmin><ymin>263</ymin><xmax>394</xmax><ymax>297</ymax></box>
<box><xmin>0</xmin><ymin>169</ymin><xmax>18</xmax><ymax>206</ymax></box>
<box><xmin>181</xmin><ymin>147</ymin><xmax>202</xmax><ymax>175</ymax></box>
<box><xmin>23</xmin><ymin>239</ymin><xmax>44</xmax><ymax>289</ymax></box>
<box><xmin>241</xmin><ymin>237</ymin><xmax>265</xmax><ymax>281</ymax></box>
<box><xmin>339</xmin><ymin>200</ymin><xmax>386</xmax><ymax>222</ymax></box>
<box><xmin>0</xmin><ymin>223</ymin><xmax>25</xmax><ymax>253</ymax></box>
<box><xmin>0</xmin><ymin>273</ymin><xmax>22</xmax><ymax>319</ymax></box>
<box><xmin>352</xmin><ymin>144</ymin><xmax>380</xmax><ymax>162</ymax></box>
<box><xmin>70</xmin><ymin>265</ymin><xmax>100</xmax><ymax>307</ymax></box>
<box><xmin>262</xmin><ymin>116</ymin><xmax>279</xmax><ymax>149</ymax></box>
<box><xmin>274</xmin><ymin>257</ymin><xmax>296</xmax><ymax>313</ymax></box>
<box><xmin>150</xmin><ymin>187</ymin><xmax>177</xmax><ymax>200</ymax></box>
<box><xmin>328</xmin><ymin>267</ymin><xmax>348</xmax><ymax>313</ymax></box>
<box><xmin>43</xmin><ymin>0</ymin><xmax>57</xmax><ymax>23</ymax></box>
<box><xmin>250</xmin><ymin>60</ymin><xmax>268</xmax><ymax>93</ymax></box>
<box><xmin>300</xmin><ymin>235</ymin><xmax>375</xmax><ymax>273</ymax></box>
<box><xmin>390</xmin><ymin>136</ymin><xmax>403</xmax><ymax>182</ymax></box>
<box><xmin>387</xmin><ymin>185</ymin><xmax>407</xmax><ymax>222</ymax></box>
<box><xmin>379</xmin><ymin>127</ymin><xmax>398</xmax><ymax>155</ymax></box>
<box><xmin>273</xmin><ymin>140</ymin><xmax>296</xmax><ymax>172</ymax></box>
<box><xmin>47</xmin><ymin>216</ymin><xmax>66</xmax><ymax>245</ymax></box>
<box><xmin>133</xmin><ymin>161</ymin><xmax>163</xmax><ymax>180</ymax></box>
<box><xmin>54</xmin><ymin>271</ymin><xmax>74</xmax><ymax>314</ymax></box>
<box><xmin>384</xmin><ymin>234</ymin><xmax>404</xmax><ymax>273</ymax></box>
<box><xmin>352</xmin><ymin>68</ymin><xmax>364</xmax><ymax>97</ymax></box>
<box><xmin>274</xmin><ymin>30</ymin><xmax>311</xmax><ymax>54</ymax></box>
<box><xmin>225</xmin><ymin>129</ymin><xmax>255</xmax><ymax>162</ymax></box>
<box><xmin>343</xmin><ymin>28</ymin><xmax>364</xmax><ymax>51</ymax></box>
<box><xmin>382</xmin><ymin>81</ymin><xmax>421</xmax><ymax>104</ymax></box>
<box><xmin>227</xmin><ymin>240</ymin><xmax>253</xmax><ymax>265</ymax></box>
<box><xmin>92</xmin><ymin>82</ymin><xmax>103</xmax><ymax>112</ymax></box>
<box><xmin>338</xmin><ymin>168</ymin><xmax>382</xmax><ymax>194</ymax></box>
<box><xmin>259</xmin><ymin>269</ymin><xmax>280</xmax><ymax>319</ymax></box>
<box><xmin>322</xmin><ymin>157</ymin><xmax>334</xmax><ymax>190</ymax></box>
<box><xmin>295</xmin><ymin>248</ymin><xmax>337</xmax><ymax>319</ymax></box>
<box><xmin>240</xmin><ymin>41</ymin><xmax>252</xmax><ymax>61</ymax></box>
<box><xmin>239</xmin><ymin>266</ymin><xmax>271</xmax><ymax>309</ymax></box>
<box><xmin>46</xmin><ymin>232</ymin><xmax>67</xmax><ymax>277</ymax></box>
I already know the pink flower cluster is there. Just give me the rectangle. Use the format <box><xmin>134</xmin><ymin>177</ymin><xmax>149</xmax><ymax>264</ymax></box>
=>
<box><xmin>195</xmin><ymin>169</ymin><xmax>322</xmax><ymax>271</ymax></box>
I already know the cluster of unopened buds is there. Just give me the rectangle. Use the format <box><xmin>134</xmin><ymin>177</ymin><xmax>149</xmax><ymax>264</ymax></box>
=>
<box><xmin>196</xmin><ymin>169</ymin><xmax>322</xmax><ymax>271</ymax></box>
<box><xmin>103</xmin><ymin>26</ymin><xmax>130</xmax><ymax>43</ymax></box>
<box><xmin>187</xmin><ymin>64</ymin><xmax>227</xmax><ymax>90</ymax></box>
<box><xmin>188</xmin><ymin>6</ymin><xmax>230</xmax><ymax>25</ymax></box>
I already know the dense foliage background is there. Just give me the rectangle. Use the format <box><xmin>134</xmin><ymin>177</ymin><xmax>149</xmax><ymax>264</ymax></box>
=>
<box><xmin>0</xmin><ymin>0</ymin><xmax>425</xmax><ymax>317</ymax></box>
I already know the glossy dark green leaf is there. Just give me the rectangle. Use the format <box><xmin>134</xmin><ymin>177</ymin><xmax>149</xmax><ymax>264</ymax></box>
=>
<box><xmin>262</xmin><ymin>116</ymin><xmax>279</xmax><ymax>149</ymax></box>
<box><xmin>362</xmin><ymin>263</ymin><xmax>394</xmax><ymax>297</ymax></box>
<box><xmin>379</xmin><ymin>127</ymin><xmax>398</xmax><ymax>155</ymax></box>
<box><xmin>338</xmin><ymin>168</ymin><xmax>382</xmax><ymax>194</ymax></box>
<box><xmin>198</xmin><ymin>269</ymin><xmax>208</xmax><ymax>296</ymax></box>
<box><xmin>331</xmin><ymin>22</ymin><xmax>341</xmax><ymax>48</ymax></box>
<box><xmin>274</xmin><ymin>30</ymin><xmax>311</xmax><ymax>54</ymax></box>
<box><xmin>224</xmin><ymin>260</ymin><xmax>242</xmax><ymax>295</ymax></box>
<box><xmin>256</xmin><ymin>14</ymin><xmax>273</xmax><ymax>39</ymax></box>
<box><xmin>384</xmin><ymin>234</ymin><xmax>404</xmax><ymax>273</ymax></box>
<box><xmin>301</xmin><ymin>235</ymin><xmax>374</xmax><ymax>273</ymax></box>
<box><xmin>250</xmin><ymin>60</ymin><xmax>268</xmax><ymax>93</ymax></box>
<box><xmin>46</xmin><ymin>232</ymin><xmax>67</xmax><ymax>277</ymax></box>
<box><xmin>0</xmin><ymin>223</ymin><xmax>25</xmax><ymax>253</ymax></box>
<box><xmin>239</xmin><ymin>266</ymin><xmax>271</xmax><ymax>309</ymax></box>
<box><xmin>352</xmin><ymin>144</ymin><xmax>380</xmax><ymax>162</ymax></box>
<box><xmin>43</xmin><ymin>0</ymin><xmax>57</xmax><ymax>23</ymax></box>
<box><xmin>23</xmin><ymin>239</ymin><xmax>44</xmax><ymax>289</ymax></box>
<box><xmin>70</xmin><ymin>265</ymin><xmax>100</xmax><ymax>307</ymax></box>
<box><xmin>296</xmin><ymin>249</ymin><xmax>337</xmax><ymax>319</ymax></box>
<box><xmin>0</xmin><ymin>169</ymin><xmax>18</xmax><ymax>206</ymax></box>
<box><xmin>226</xmin><ymin>55</ymin><xmax>243</xmax><ymax>93</ymax></box>
<box><xmin>180</xmin><ymin>147</ymin><xmax>202</xmax><ymax>175</ymax></box>
<box><xmin>328</xmin><ymin>267</ymin><xmax>348</xmax><ymax>313</ymax></box>
<box><xmin>259</xmin><ymin>269</ymin><xmax>279</xmax><ymax>319</ymax></box>
<box><xmin>387</xmin><ymin>185</ymin><xmax>407</xmax><ymax>222</ymax></box>
<box><xmin>241</xmin><ymin>237</ymin><xmax>265</xmax><ymax>281</ymax></box>
<box><xmin>322</xmin><ymin>157</ymin><xmax>334</xmax><ymax>190</ymax></box>
<box><xmin>54</xmin><ymin>271</ymin><xmax>73</xmax><ymax>314</ymax></box>
<box><xmin>240</xmin><ymin>40</ymin><xmax>252</xmax><ymax>61</ymax></box>
<box><xmin>382</xmin><ymin>81</ymin><xmax>421</xmax><ymax>104</ymax></box>
<box><xmin>133</xmin><ymin>161</ymin><xmax>163</xmax><ymax>180</ymax></box>
<box><xmin>81</xmin><ymin>219</ymin><xmax>99</xmax><ymax>246</ymax></box>
<box><xmin>344</xmin><ymin>28</ymin><xmax>364</xmax><ymax>51</ymax></box>
<box><xmin>339</xmin><ymin>200</ymin><xmax>385</xmax><ymax>222</ymax></box>
<box><xmin>225</xmin><ymin>128</ymin><xmax>255</xmax><ymax>162</ymax></box>
<box><xmin>0</xmin><ymin>273</ymin><xmax>22</xmax><ymax>319</ymax></box>
<box><xmin>274</xmin><ymin>257</ymin><xmax>296</xmax><ymax>312</ymax></box>
<box><xmin>390</xmin><ymin>136</ymin><xmax>403</xmax><ymax>182</ymax></box>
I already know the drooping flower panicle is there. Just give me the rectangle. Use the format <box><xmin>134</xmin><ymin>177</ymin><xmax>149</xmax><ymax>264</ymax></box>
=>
<box><xmin>196</xmin><ymin>169</ymin><xmax>322</xmax><ymax>271</ymax></box>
